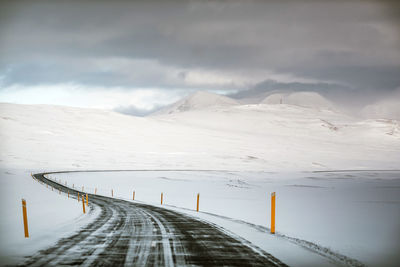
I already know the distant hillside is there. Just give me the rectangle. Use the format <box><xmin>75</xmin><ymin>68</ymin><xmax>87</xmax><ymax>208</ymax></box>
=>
<box><xmin>262</xmin><ymin>91</ymin><xmax>336</xmax><ymax>110</ymax></box>
<box><xmin>152</xmin><ymin>91</ymin><xmax>239</xmax><ymax>115</ymax></box>
<box><xmin>1</xmin><ymin>102</ymin><xmax>399</xmax><ymax>171</ymax></box>
<box><xmin>362</xmin><ymin>98</ymin><xmax>400</xmax><ymax>120</ymax></box>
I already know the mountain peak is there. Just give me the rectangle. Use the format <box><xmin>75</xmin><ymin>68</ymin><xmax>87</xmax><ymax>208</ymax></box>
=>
<box><xmin>152</xmin><ymin>91</ymin><xmax>239</xmax><ymax>115</ymax></box>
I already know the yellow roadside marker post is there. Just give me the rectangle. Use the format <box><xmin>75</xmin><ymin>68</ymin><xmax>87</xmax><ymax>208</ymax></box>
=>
<box><xmin>133</xmin><ymin>191</ymin><xmax>135</xmax><ymax>200</ymax></box>
<box><xmin>271</xmin><ymin>192</ymin><xmax>276</xmax><ymax>234</ymax></box>
<box><xmin>161</xmin><ymin>192</ymin><xmax>163</xmax><ymax>205</ymax></box>
<box><xmin>82</xmin><ymin>195</ymin><xmax>86</xmax><ymax>214</ymax></box>
<box><xmin>196</xmin><ymin>193</ymin><xmax>200</xmax><ymax>212</ymax></box>
<box><xmin>21</xmin><ymin>199</ymin><xmax>29</xmax><ymax>238</ymax></box>
<box><xmin>86</xmin><ymin>194</ymin><xmax>88</xmax><ymax>206</ymax></box>
<box><xmin>78</xmin><ymin>192</ymin><xmax>80</xmax><ymax>202</ymax></box>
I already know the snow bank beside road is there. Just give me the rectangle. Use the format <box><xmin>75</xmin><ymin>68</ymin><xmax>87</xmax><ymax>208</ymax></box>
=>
<box><xmin>0</xmin><ymin>169</ymin><xmax>98</xmax><ymax>265</ymax></box>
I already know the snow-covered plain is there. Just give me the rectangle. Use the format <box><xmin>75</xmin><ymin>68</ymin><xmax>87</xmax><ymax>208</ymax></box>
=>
<box><xmin>1</xmin><ymin>96</ymin><xmax>400</xmax><ymax>266</ymax></box>
<box><xmin>1</xmin><ymin>101</ymin><xmax>398</xmax><ymax>171</ymax></box>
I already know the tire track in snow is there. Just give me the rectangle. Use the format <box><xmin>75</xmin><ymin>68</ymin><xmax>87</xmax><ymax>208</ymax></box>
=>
<box><xmin>23</xmin><ymin>172</ymin><xmax>287</xmax><ymax>266</ymax></box>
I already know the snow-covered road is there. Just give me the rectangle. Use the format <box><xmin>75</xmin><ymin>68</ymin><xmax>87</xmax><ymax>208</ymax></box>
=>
<box><xmin>26</xmin><ymin>173</ymin><xmax>286</xmax><ymax>266</ymax></box>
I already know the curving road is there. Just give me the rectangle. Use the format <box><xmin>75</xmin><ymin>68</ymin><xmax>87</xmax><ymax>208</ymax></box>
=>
<box><xmin>24</xmin><ymin>173</ymin><xmax>287</xmax><ymax>266</ymax></box>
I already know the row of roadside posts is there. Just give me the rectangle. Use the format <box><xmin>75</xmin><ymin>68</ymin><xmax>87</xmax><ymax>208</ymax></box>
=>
<box><xmin>23</xmin><ymin>174</ymin><xmax>276</xmax><ymax>237</ymax></box>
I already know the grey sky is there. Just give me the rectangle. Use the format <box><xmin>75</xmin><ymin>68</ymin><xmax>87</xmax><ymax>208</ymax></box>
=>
<box><xmin>0</xmin><ymin>0</ymin><xmax>399</xmax><ymax>115</ymax></box>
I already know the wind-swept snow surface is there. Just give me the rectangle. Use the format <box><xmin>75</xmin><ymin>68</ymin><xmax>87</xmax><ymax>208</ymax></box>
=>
<box><xmin>1</xmin><ymin>102</ymin><xmax>399</xmax><ymax>171</ymax></box>
<box><xmin>1</xmin><ymin>102</ymin><xmax>400</xmax><ymax>266</ymax></box>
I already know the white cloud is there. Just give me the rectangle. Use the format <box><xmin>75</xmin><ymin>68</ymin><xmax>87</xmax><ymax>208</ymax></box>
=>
<box><xmin>0</xmin><ymin>83</ymin><xmax>184</xmax><ymax>113</ymax></box>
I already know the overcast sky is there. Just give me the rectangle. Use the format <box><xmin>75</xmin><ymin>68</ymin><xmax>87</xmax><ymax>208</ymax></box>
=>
<box><xmin>0</xmin><ymin>0</ymin><xmax>399</xmax><ymax>115</ymax></box>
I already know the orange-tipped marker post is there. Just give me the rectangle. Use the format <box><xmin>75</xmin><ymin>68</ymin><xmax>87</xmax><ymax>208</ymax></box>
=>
<box><xmin>82</xmin><ymin>195</ymin><xmax>86</xmax><ymax>214</ymax></box>
<box><xmin>271</xmin><ymin>192</ymin><xmax>276</xmax><ymax>234</ymax></box>
<box><xmin>196</xmin><ymin>193</ymin><xmax>200</xmax><ymax>212</ymax></box>
<box><xmin>21</xmin><ymin>199</ymin><xmax>29</xmax><ymax>238</ymax></box>
<box><xmin>86</xmin><ymin>194</ymin><xmax>88</xmax><ymax>206</ymax></box>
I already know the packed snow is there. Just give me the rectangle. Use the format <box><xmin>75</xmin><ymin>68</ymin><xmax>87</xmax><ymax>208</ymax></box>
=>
<box><xmin>1</xmin><ymin>97</ymin><xmax>400</xmax><ymax>266</ymax></box>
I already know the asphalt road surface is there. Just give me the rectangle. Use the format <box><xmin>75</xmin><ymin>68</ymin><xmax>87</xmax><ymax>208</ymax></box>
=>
<box><xmin>24</xmin><ymin>173</ymin><xmax>287</xmax><ymax>267</ymax></box>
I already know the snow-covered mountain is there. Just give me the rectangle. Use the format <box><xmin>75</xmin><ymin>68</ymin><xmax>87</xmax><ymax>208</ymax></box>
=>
<box><xmin>154</xmin><ymin>90</ymin><xmax>336</xmax><ymax>115</ymax></box>
<box><xmin>1</xmin><ymin>102</ymin><xmax>399</xmax><ymax>171</ymax></box>
<box><xmin>262</xmin><ymin>91</ymin><xmax>336</xmax><ymax>110</ymax></box>
<box><xmin>152</xmin><ymin>91</ymin><xmax>239</xmax><ymax>115</ymax></box>
<box><xmin>362</xmin><ymin>98</ymin><xmax>400</xmax><ymax>120</ymax></box>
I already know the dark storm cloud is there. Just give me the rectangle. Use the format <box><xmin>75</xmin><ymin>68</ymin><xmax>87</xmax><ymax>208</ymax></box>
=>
<box><xmin>229</xmin><ymin>79</ymin><xmax>387</xmax><ymax>109</ymax></box>
<box><xmin>230</xmin><ymin>80</ymin><xmax>352</xmax><ymax>99</ymax></box>
<box><xmin>0</xmin><ymin>0</ymin><xmax>399</xmax><ymax>96</ymax></box>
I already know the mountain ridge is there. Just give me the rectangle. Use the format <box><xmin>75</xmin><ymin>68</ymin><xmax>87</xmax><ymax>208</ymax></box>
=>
<box><xmin>152</xmin><ymin>91</ymin><xmax>239</xmax><ymax>115</ymax></box>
